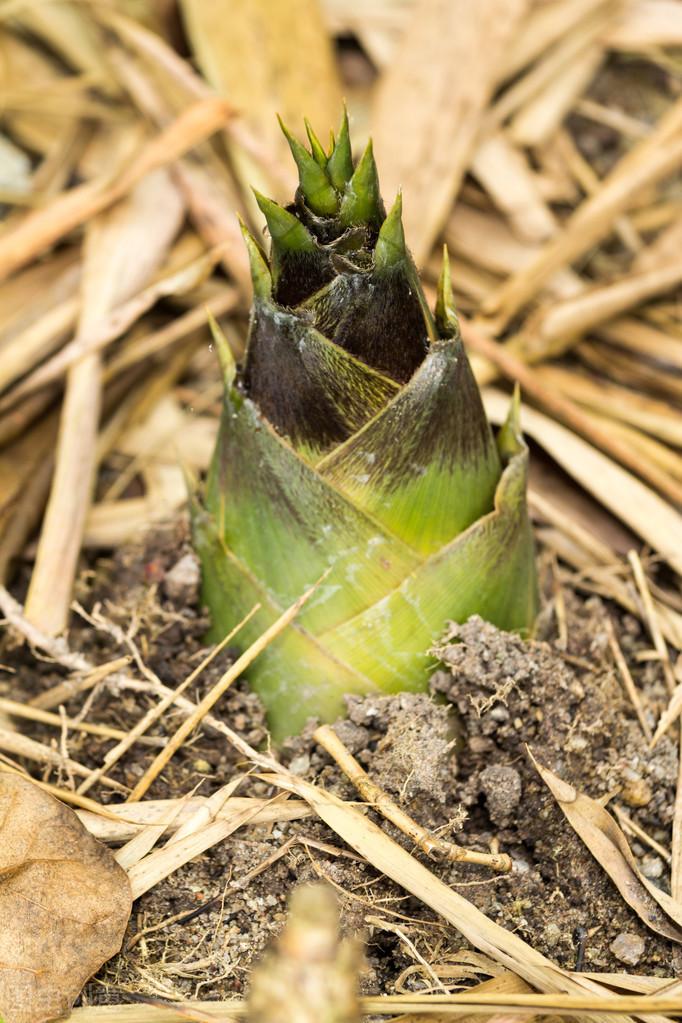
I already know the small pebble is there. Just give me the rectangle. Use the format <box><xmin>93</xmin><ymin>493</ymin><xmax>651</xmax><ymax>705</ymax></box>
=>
<box><xmin>640</xmin><ymin>853</ymin><xmax>664</xmax><ymax>880</ymax></box>
<box><xmin>621</xmin><ymin>777</ymin><xmax>653</xmax><ymax>808</ymax></box>
<box><xmin>289</xmin><ymin>754</ymin><xmax>311</xmax><ymax>776</ymax></box>
<box><xmin>162</xmin><ymin>553</ymin><xmax>201</xmax><ymax>604</ymax></box>
<box><xmin>610</xmin><ymin>932</ymin><xmax>645</xmax><ymax>966</ymax></box>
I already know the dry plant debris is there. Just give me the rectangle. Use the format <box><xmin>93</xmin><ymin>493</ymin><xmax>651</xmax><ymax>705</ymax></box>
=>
<box><xmin>0</xmin><ymin>774</ymin><xmax>132</xmax><ymax>1023</ymax></box>
<box><xmin>1</xmin><ymin>0</ymin><xmax>682</xmax><ymax>1017</ymax></box>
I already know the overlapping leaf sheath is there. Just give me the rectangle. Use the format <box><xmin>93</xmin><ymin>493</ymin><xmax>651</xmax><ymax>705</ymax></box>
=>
<box><xmin>193</xmin><ymin>113</ymin><xmax>538</xmax><ymax>739</ymax></box>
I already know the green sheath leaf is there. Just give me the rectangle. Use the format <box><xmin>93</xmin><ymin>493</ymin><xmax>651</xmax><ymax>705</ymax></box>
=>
<box><xmin>304</xmin><ymin>118</ymin><xmax>328</xmax><ymax>169</ymax></box>
<box><xmin>317</xmin><ymin>338</ymin><xmax>502</xmax><ymax>554</ymax></box>
<box><xmin>193</xmin><ymin>507</ymin><xmax>373</xmax><ymax>740</ymax></box>
<box><xmin>301</xmin><ymin>266</ymin><xmax>430</xmax><ymax>383</ymax></box>
<box><xmin>206</xmin><ymin>388</ymin><xmax>420</xmax><ymax>637</ymax></box>
<box><xmin>242</xmin><ymin>297</ymin><xmax>399</xmax><ymax>455</ymax></box>
<box><xmin>319</xmin><ymin>429</ymin><xmax>538</xmax><ymax>685</ymax></box>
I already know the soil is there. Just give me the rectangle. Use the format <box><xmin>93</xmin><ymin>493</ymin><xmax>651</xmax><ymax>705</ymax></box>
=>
<box><xmin>2</xmin><ymin>522</ymin><xmax>681</xmax><ymax>1004</ymax></box>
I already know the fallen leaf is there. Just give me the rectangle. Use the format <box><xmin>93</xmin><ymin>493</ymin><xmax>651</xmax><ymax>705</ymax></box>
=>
<box><xmin>0</xmin><ymin>773</ymin><xmax>132</xmax><ymax>1023</ymax></box>
<box><xmin>529</xmin><ymin>750</ymin><xmax>682</xmax><ymax>943</ymax></box>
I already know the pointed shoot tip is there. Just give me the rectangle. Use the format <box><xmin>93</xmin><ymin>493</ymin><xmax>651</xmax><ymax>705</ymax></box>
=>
<box><xmin>435</xmin><ymin>245</ymin><xmax>459</xmax><ymax>337</ymax></box>
<box><xmin>339</xmin><ymin>136</ymin><xmax>383</xmax><ymax>227</ymax></box>
<box><xmin>374</xmin><ymin>191</ymin><xmax>406</xmax><ymax>270</ymax></box>
<box><xmin>278</xmin><ymin>118</ymin><xmax>338</xmax><ymax>216</ymax></box>
<box><xmin>253</xmin><ymin>191</ymin><xmax>315</xmax><ymax>256</ymax></box>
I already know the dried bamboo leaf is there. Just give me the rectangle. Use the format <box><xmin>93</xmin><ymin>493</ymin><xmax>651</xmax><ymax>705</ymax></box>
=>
<box><xmin>531</xmin><ymin>753</ymin><xmax>682</xmax><ymax>942</ymax></box>
<box><xmin>608</xmin><ymin>0</ymin><xmax>682</xmax><ymax>49</ymax></box>
<box><xmin>484</xmin><ymin>98</ymin><xmax>682</xmax><ymax>324</ymax></box>
<box><xmin>11</xmin><ymin>1</ymin><xmax>118</xmax><ymax>92</ymax></box>
<box><xmin>509</xmin><ymin>44</ymin><xmax>605</xmax><ymax>148</ymax></box>
<box><xmin>179</xmin><ymin>0</ymin><xmax>342</xmax><ymax>166</ymax></box>
<box><xmin>483</xmin><ymin>389</ymin><xmax>682</xmax><ymax>578</ymax></box>
<box><xmin>371</xmin><ymin>0</ymin><xmax>529</xmax><ymax>264</ymax></box>
<box><xmin>77</xmin><ymin>796</ymin><xmax>312</xmax><ymax>844</ymax></box>
<box><xmin>25</xmin><ymin>169</ymin><xmax>184</xmax><ymax>634</ymax></box>
<box><xmin>471</xmin><ymin>133</ymin><xmax>557</xmax><ymax>243</ymax></box>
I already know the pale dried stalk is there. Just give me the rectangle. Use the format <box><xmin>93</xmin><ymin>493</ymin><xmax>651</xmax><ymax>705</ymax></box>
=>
<box><xmin>0</xmin><ymin>249</ymin><xmax>233</xmax><ymax>413</ymax></box>
<box><xmin>509</xmin><ymin>44</ymin><xmax>605</xmax><ymax>149</ymax></box>
<box><xmin>628</xmin><ymin>551</ymin><xmax>677</xmax><ymax>695</ymax></box>
<box><xmin>0</xmin><ymin>727</ymin><xmax>125</xmax><ymax>793</ymax></box>
<box><xmin>63</xmin><ymin>984</ymin><xmax>682</xmax><ymax>1023</ymax></box>
<box><xmin>0</xmin><ymin>696</ymin><xmax>162</xmax><ymax>746</ymax></box>
<box><xmin>534</xmin><ymin>366</ymin><xmax>682</xmax><ymax>447</ymax></box>
<box><xmin>77</xmin><ymin>796</ymin><xmax>312</xmax><ymax>844</ymax></box>
<box><xmin>627</xmin><ymin>550</ymin><xmax>682</xmax><ymax>903</ymax></box>
<box><xmin>528</xmin><ymin>490</ymin><xmax>616</xmax><ymax>567</ymax></box>
<box><xmin>103</xmin><ymin>287</ymin><xmax>238</xmax><ymax>380</ymax></box>
<box><xmin>23</xmin><ymin>346</ymin><xmax>101</xmax><ymax>634</ymax></box>
<box><xmin>28</xmin><ymin>656</ymin><xmax>132</xmax><ymax>710</ymax></box>
<box><xmin>555</xmin><ymin>129</ymin><xmax>641</xmax><ymax>253</ymax></box>
<box><xmin>0</xmin><ymin>761</ymin><xmax>127</xmax><ymax>820</ymax></box>
<box><xmin>613</xmin><ymin>805</ymin><xmax>671</xmax><ymax>865</ymax></box>
<box><xmin>0</xmin><ymin>585</ymin><xmax>273</xmax><ymax>761</ymax></box>
<box><xmin>502</xmin><ymin>0</ymin><xmax>612</xmax><ymax>78</ymax></box>
<box><xmin>471</xmin><ymin>133</ymin><xmax>557</xmax><ymax>243</ymax></box>
<box><xmin>107</xmin><ymin>43</ymin><xmax>251</xmax><ymax>293</ymax></box>
<box><xmin>533</xmin><ymin>256</ymin><xmax>682</xmax><ymax>352</ymax></box>
<box><xmin>487</xmin><ymin>1</ymin><xmax>616</xmax><ymax>130</ymax></box>
<box><xmin>24</xmin><ymin>169</ymin><xmax>184</xmax><ymax>635</ymax></box>
<box><xmin>127</xmin><ymin>801</ymin><xmax>266</xmax><ymax>899</ymax></box>
<box><xmin>314</xmin><ymin>724</ymin><xmax>511</xmax><ymax>872</ymax></box>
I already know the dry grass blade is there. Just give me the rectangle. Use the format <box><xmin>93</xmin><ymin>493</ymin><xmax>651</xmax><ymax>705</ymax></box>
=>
<box><xmin>483</xmin><ymin>99</ymin><xmax>682</xmax><ymax>324</ymax></box>
<box><xmin>468</xmin><ymin>327</ymin><xmax>682</xmax><ymax>508</ymax></box>
<box><xmin>372</xmin><ymin>0</ymin><xmax>528</xmax><ymax>263</ymax></box>
<box><xmin>77</xmin><ymin>796</ymin><xmax>312</xmax><ymax>844</ymax></box>
<box><xmin>126</xmin><ymin>799</ymin><xmax>270</xmax><ymax>899</ymax></box>
<box><xmin>63</xmin><ymin>985</ymin><xmax>682</xmax><ymax>1023</ymax></box>
<box><xmin>75</xmin><ymin>604</ymin><xmax>259</xmax><ymax>797</ymax></box>
<box><xmin>180</xmin><ymin>0</ymin><xmax>342</xmax><ymax>171</ymax></box>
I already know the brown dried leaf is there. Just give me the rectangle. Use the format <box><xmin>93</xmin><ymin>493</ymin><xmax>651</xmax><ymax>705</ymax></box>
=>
<box><xmin>530</xmin><ymin>752</ymin><xmax>682</xmax><ymax>943</ymax></box>
<box><xmin>0</xmin><ymin>773</ymin><xmax>132</xmax><ymax>1023</ymax></box>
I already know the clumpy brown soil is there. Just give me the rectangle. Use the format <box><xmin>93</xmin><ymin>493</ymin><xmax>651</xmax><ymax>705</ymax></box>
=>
<box><xmin>2</xmin><ymin>521</ymin><xmax>680</xmax><ymax>1003</ymax></box>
